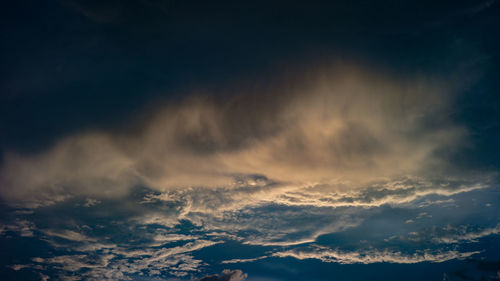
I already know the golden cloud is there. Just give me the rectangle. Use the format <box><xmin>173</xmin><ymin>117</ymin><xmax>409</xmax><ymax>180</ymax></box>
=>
<box><xmin>0</xmin><ymin>63</ymin><xmax>467</xmax><ymax>207</ymax></box>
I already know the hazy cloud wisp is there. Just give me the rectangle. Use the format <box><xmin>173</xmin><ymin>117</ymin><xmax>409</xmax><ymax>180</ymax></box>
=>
<box><xmin>0</xmin><ymin>65</ymin><xmax>467</xmax><ymax>207</ymax></box>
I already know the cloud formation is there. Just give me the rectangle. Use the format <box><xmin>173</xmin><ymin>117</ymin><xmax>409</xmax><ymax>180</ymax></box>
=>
<box><xmin>28</xmin><ymin>234</ymin><xmax>221</xmax><ymax>280</ymax></box>
<box><xmin>0</xmin><ymin>64</ymin><xmax>467</xmax><ymax>207</ymax></box>
<box><xmin>3</xmin><ymin>180</ymin><xmax>499</xmax><ymax>280</ymax></box>
<box><xmin>199</xmin><ymin>269</ymin><xmax>247</xmax><ymax>281</ymax></box>
<box><xmin>272</xmin><ymin>247</ymin><xmax>480</xmax><ymax>264</ymax></box>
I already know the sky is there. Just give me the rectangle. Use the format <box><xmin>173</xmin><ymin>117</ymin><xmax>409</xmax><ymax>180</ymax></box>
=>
<box><xmin>1</xmin><ymin>0</ymin><xmax>500</xmax><ymax>280</ymax></box>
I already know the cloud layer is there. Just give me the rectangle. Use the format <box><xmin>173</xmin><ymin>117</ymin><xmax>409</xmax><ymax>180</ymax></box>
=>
<box><xmin>0</xmin><ymin>64</ymin><xmax>466</xmax><ymax>207</ymax></box>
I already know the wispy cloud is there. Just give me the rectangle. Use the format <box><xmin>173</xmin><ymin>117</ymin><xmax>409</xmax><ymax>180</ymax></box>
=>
<box><xmin>221</xmin><ymin>256</ymin><xmax>268</xmax><ymax>264</ymax></box>
<box><xmin>0</xmin><ymin>65</ymin><xmax>468</xmax><ymax>208</ymax></box>
<box><xmin>0</xmin><ymin>219</ymin><xmax>36</xmax><ymax>237</ymax></box>
<box><xmin>42</xmin><ymin>229</ymin><xmax>96</xmax><ymax>242</ymax></box>
<box><xmin>272</xmin><ymin>247</ymin><xmax>480</xmax><ymax>264</ymax></box>
<box><xmin>21</xmin><ymin>238</ymin><xmax>222</xmax><ymax>280</ymax></box>
<box><xmin>432</xmin><ymin>224</ymin><xmax>500</xmax><ymax>244</ymax></box>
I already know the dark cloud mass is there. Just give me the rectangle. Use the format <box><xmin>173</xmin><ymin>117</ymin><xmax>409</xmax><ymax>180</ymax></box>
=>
<box><xmin>1</xmin><ymin>0</ymin><xmax>500</xmax><ymax>281</ymax></box>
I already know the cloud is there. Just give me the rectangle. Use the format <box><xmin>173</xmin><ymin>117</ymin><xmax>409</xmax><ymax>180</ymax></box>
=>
<box><xmin>0</xmin><ymin>133</ymin><xmax>138</xmax><ymax>207</ymax></box>
<box><xmin>17</xmin><ymin>237</ymin><xmax>222</xmax><ymax>280</ymax></box>
<box><xmin>199</xmin><ymin>269</ymin><xmax>247</xmax><ymax>281</ymax></box>
<box><xmin>0</xmin><ymin>64</ymin><xmax>469</xmax><ymax>208</ymax></box>
<box><xmin>4</xmin><ymin>180</ymin><xmax>497</xmax><ymax>280</ymax></box>
<box><xmin>152</xmin><ymin>233</ymin><xmax>198</xmax><ymax>243</ymax></box>
<box><xmin>221</xmin><ymin>256</ymin><xmax>267</xmax><ymax>264</ymax></box>
<box><xmin>384</xmin><ymin>223</ymin><xmax>500</xmax><ymax>246</ymax></box>
<box><xmin>83</xmin><ymin>198</ymin><xmax>100</xmax><ymax>207</ymax></box>
<box><xmin>127</xmin><ymin>176</ymin><xmax>492</xmax><ymax>247</ymax></box>
<box><xmin>0</xmin><ymin>219</ymin><xmax>36</xmax><ymax>237</ymax></box>
<box><xmin>272</xmin><ymin>246</ymin><xmax>480</xmax><ymax>264</ymax></box>
<box><xmin>10</xmin><ymin>264</ymin><xmax>30</xmax><ymax>271</ymax></box>
<box><xmin>432</xmin><ymin>224</ymin><xmax>500</xmax><ymax>244</ymax></box>
<box><xmin>42</xmin><ymin>229</ymin><xmax>96</xmax><ymax>242</ymax></box>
